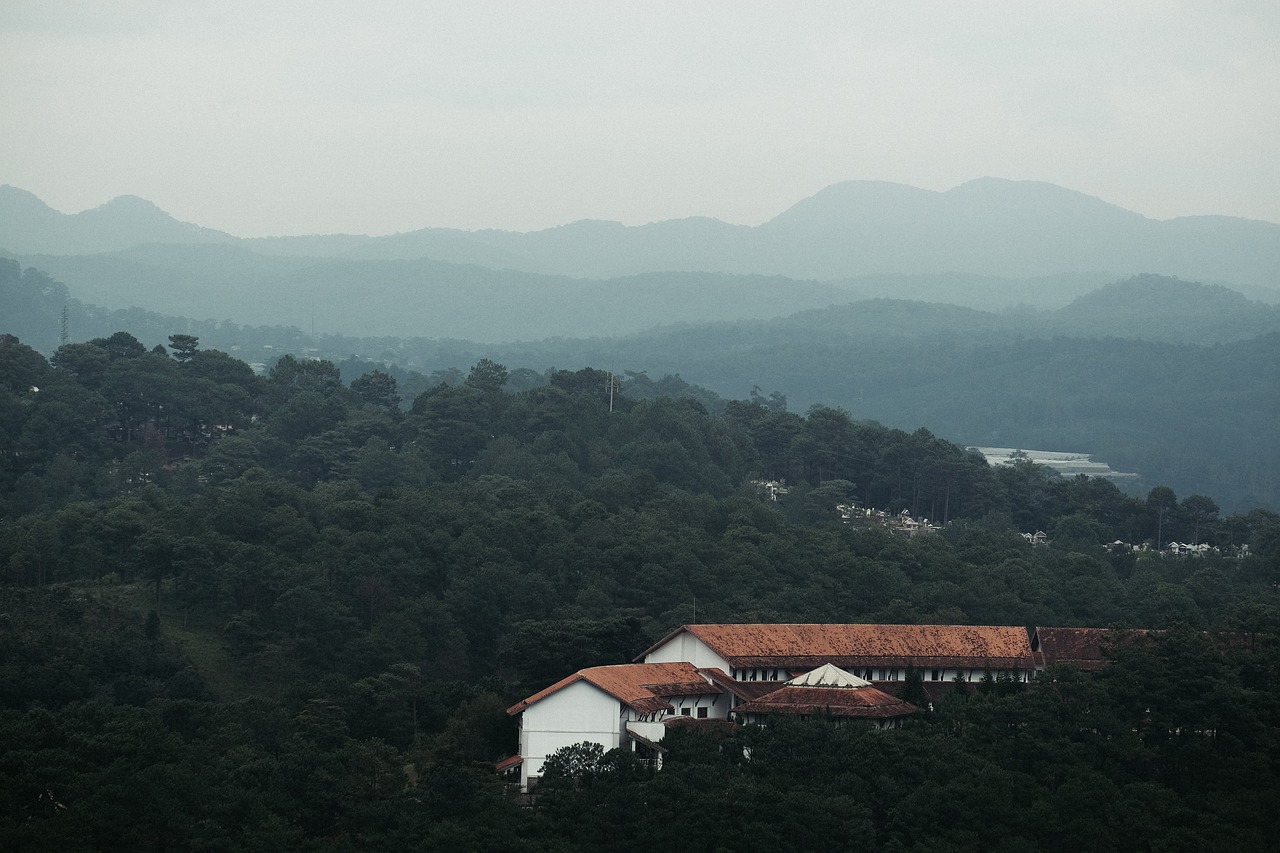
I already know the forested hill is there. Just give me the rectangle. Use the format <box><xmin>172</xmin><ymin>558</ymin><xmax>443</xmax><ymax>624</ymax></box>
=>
<box><xmin>557</xmin><ymin>294</ymin><xmax>1280</xmax><ymax>512</ymax></box>
<box><xmin>4</xmin><ymin>327</ymin><xmax>1277</xmax><ymax>623</ymax></box>
<box><xmin>5</xmin><ymin>260</ymin><xmax>1280</xmax><ymax>511</ymax></box>
<box><xmin>2</xmin><ymin>330</ymin><xmax>1280</xmax><ymax>848</ymax></box>
<box><xmin>2</xmin><ymin>327</ymin><xmax>1277</xmax><ymax>632</ymax></box>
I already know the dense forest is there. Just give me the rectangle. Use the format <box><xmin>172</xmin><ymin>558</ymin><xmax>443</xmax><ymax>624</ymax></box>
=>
<box><xmin>2</xmin><ymin>322</ymin><xmax>1279</xmax><ymax>849</ymax></box>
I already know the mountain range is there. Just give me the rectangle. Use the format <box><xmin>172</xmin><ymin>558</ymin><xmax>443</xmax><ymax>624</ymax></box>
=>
<box><xmin>4</xmin><ymin>178</ymin><xmax>1280</xmax><ymax>511</ymax></box>
<box><xmin>3</xmin><ymin>179</ymin><xmax>1278</xmax><ymax>342</ymax></box>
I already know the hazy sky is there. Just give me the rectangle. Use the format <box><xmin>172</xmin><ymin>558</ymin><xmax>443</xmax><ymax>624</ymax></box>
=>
<box><xmin>2</xmin><ymin>2</ymin><xmax>1278</xmax><ymax>236</ymax></box>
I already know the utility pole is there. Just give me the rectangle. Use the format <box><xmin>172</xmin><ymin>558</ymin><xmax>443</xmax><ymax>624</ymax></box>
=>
<box><xmin>605</xmin><ymin>370</ymin><xmax>619</xmax><ymax>413</ymax></box>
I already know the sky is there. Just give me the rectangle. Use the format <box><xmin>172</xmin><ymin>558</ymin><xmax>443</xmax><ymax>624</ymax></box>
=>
<box><xmin>2</xmin><ymin>2</ymin><xmax>1278</xmax><ymax>237</ymax></box>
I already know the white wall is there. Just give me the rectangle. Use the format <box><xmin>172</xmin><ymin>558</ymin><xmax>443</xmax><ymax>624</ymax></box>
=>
<box><xmin>519</xmin><ymin>680</ymin><xmax>621</xmax><ymax>790</ymax></box>
<box><xmin>625</xmin><ymin>719</ymin><xmax>668</xmax><ymax>743</ymax></box>
<box><xmin>643</xmin><ymin>631</ymin><xmax>730</xmax><ymax>671</ymax></box>
<box><xmin>663</xmin><ymin>690</ymin><xmax>731</xmax><ymax>720</ymax></box>
<box><xmin>921</xmin><ymin>667</ymin><xmax>1033</xmax><ymax>683</ymax></box>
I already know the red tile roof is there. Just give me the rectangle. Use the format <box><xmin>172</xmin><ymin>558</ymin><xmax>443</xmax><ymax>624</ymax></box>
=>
<box><xmin>735</xmin><ymin>684</ymin><xmax>919</xmax><ymax>719</ymax></box>
<box><xmin>645</xmin><ymin>624</ymin><xmax>1035</xmax><ymax>670</ymax></box>
<box><xmin>507</xmin><ymin>662</ymin><xmax>719</xmax><ymax>716</ymax></box>
<box><xmin>698</xmin><ymin>667</ymin><xmax>785</xmax><ymax>702</ymax></box>
<box><xmin>1033</xmin><ymin>627</ymin><xmax>1149</xmax><ymax>670</ymax></box>
<box><xmin>494</xmin><ymin>754</ymin><xmax>523</xmax><ymax>772</ymax></box>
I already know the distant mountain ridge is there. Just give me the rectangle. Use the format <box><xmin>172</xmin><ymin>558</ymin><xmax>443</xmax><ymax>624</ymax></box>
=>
<box><xmin>0</xmin><ymin>185</ymin><xmax>235</xmax><ymax>255</ymax></box>
<box><xmin>11</xmin><ymin>247</ymin><xmax>862</xmax><ymax>342</ymax></box>
<box><xmin>4</xmin><ymin>179</ymin><xmax>1278</xmax><ymax>291</ymax></box>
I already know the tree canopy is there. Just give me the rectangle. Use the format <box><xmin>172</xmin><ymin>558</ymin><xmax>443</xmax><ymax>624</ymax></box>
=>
<box><xmin>1</xmin><ymin>332</ymin><xmax>1278</xmax><ymax>849</ymax></box>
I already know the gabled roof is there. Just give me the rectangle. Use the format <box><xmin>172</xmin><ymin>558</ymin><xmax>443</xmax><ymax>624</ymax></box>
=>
<box><xmin>733</xmin><ymin>662</ymin><xmax>914</xmax><ymax>718</ymax></box>
<box><xmin>735</xmin><ymin>682</ymin><xmax>918</xmax><ymax>719</ymax></box>
<box><xmin>698</xmin><ymin>667</ymin><xmax>785</xmax><ymax>702</ymax></box>
<box><xmin>1032</xmin><ymin>627</ymin><xmax>1149</xmax><ymax>671</ymax></box>
<box><xmin>507</xmin><ymin>662</ymin><xmax>718</xmax><ymax>716</ymax></box>
<box><xmin>788</xmin><ymin>663</ymin><xmax>871</xmax><ymax>688</ymax></box>
<box><xmin>642</xmin><ymin>623</ymin><xmax>1035</xmax><ymax>670</ymax></box>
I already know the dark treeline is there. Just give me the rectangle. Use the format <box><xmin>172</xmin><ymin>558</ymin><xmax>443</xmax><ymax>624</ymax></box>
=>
<box><xmin>2</xmin><ymin>330</ymin><xmax>1280</xmax><ymax>849</ymax></box>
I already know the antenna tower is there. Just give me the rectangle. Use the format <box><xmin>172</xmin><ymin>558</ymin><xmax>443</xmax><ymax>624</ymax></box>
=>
<box><xmin>605</xmin><ymin>369</ymin><xmax>620</xmax><ymax>413</ymax></box>
<box><xmin>60</xmin><ymin>306</ymin><xmax>70</xmax><ymax>346</ymax></box>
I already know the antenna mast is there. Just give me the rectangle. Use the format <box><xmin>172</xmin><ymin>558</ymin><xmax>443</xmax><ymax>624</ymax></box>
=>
<box><xmin>60</xmin><ymin>306</ymin><xmax>70</xmax><ymax>346</ymax></box>
<box><xmin>605</xmin><ymin>369</ymin><xmax>619</xmax><ymax>413</ymax></box>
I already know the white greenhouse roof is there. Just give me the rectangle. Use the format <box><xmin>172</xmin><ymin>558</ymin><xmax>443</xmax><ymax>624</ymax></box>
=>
<box><xmin>787</xmin><ymin>663</ymin><xmax>872</xmax><ymax>689</ymax></box>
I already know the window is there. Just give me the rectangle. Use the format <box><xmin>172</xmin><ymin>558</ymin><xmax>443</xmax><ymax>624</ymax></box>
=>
<box><xmin>888</xmin><ymin>668</ymin><xmax>899</xmax><ymax>681</ymax></box>
<box><xmin>696</xmin><ymin>707</ymin><xmax>708</xmax><ymax>719</ymax></box>
<box><xmin>930</xmin><ymin>669</ymin><xmax>941</xmax><ymax>681</ymax></box>
<box><xmin>681</xmin><ymin>707</ymin><xmax>691</xmax><ymax>716</ymax></box>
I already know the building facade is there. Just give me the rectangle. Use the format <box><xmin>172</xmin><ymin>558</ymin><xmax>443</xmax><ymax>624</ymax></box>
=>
<box><xmin>504</xmin><ymin>623</ymin><xmax>1044</xmax><ymax>791</ymax></box>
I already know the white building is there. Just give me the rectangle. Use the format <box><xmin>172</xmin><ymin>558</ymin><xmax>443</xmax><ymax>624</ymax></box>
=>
<box><xmin>970</xmin><ymin>447</ymin><xmax>1139</xmax><ymax>481</ymax></box>
<box><xmin>503</xmin><ymin>623</ymin><xmax>1040</xmax><ymax>791</ymax></box>
<box><xmin>504</xmin><ymin>661</ymin><xmax>727</xmax><ymax>791</ymax></box>
<box><xmin>640</xmin><ymin>623</ymin><xmax>1037</xmax><ymax>687</ymax></box>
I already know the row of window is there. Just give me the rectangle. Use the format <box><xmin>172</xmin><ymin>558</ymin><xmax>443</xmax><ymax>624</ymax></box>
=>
<box><xmin>731</xmin><ymin>668</ymin><xmax>784</xmax><ymax>681</ymax></box>
<box><xmin>732</xmin><ymin>667</ymin><xmax>1033</xmax><ymax>683</ymax></box>
<box><xmin>925</xmin><ymin>670</ymin><xmax>1031</xmax><ymax>683</ymax></box>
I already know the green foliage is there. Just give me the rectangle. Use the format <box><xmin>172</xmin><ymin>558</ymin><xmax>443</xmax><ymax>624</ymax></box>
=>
<box><xmin>1</xmin><ymin>334</ymin><xmax>1279</xmax><ymax>848</ymax></box>
<box><xmin>541</xmin><ymin>741</ymin><xmax>606</xmax><ymax>784</ymax></box>
<box><xmin>166</xmin><ymin>333</ymin><xmax>199</xmax><ymax>362</ymax></box>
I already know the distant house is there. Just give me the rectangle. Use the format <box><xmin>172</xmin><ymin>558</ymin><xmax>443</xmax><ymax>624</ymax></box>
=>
<box><xmin>1165</xmin><ymin>541</ymin><xmax>1214</xmax><ymax>557</ymax></box>
<box><xmin>888</xmin><ymin>509</ymin><xmax>939</xmax><ymax>537</ymax></box>
<box><xmin>839</xmin><ymin>505</ymin><xmax>939</xmax><ymax>536</ymax></box>
<box><xmin>752</xmin><ymin>479</ymin><xmax>789</xmax><ymax>501</ymax></box>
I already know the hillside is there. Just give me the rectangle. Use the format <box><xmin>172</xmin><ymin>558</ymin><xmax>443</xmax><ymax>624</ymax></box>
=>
<box><xmin>2</xmin><ymin>327</ymin><xmax>1278</xmax><ymax>849</ymax></box>
<box><xmin>1042</xmin><ymin>274</ymin><xmax>1280</xmax><ymax>341</ymax></box>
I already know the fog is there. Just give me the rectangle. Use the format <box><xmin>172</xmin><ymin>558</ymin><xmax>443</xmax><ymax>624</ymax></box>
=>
<box><xmin>3</xmin><ymin>2</ymin><xmax>1279</xmax><ymax>236</ymax></box>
